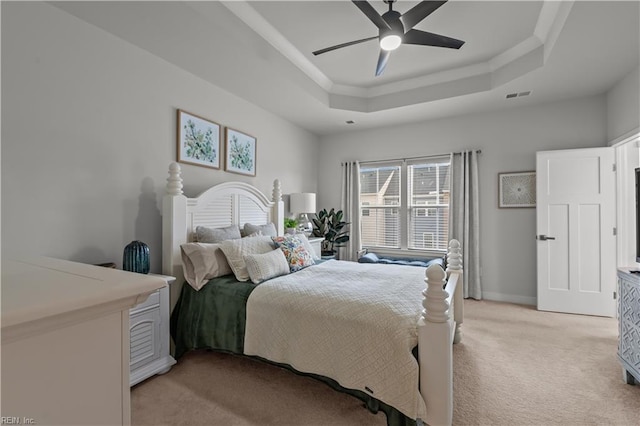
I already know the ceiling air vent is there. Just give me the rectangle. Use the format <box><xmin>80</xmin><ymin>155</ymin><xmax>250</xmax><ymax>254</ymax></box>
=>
<box><xmin>506</xmin><ymin>91</ymin><xmax>531</xmax><ymax>99</ymax></box>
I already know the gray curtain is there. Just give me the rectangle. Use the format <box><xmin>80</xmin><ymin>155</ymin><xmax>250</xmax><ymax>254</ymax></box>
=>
<box><xmin>339</xmin><ymin>161</ymin><xmax>361</xmax><ymax>261</ymax></box>
<box><xmin>449</xmin><ymin>151</ymin><xmax>482</xmax><ymax>299</ymax></box>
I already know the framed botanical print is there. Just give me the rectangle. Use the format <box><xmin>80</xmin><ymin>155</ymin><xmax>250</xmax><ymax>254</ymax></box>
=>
<box><xmin>498</xmin><ymin>171</ymin><xmax>536</xmax><ymax>208</ymax></box>
<box><xmin>177</xmin><ymin>109</ymin><xmax>221</xmax><ymax>169</ymax></box>
<box><xmin>224</xmin><ymin>127</ymin><xmax>257</xmax><ymax>177</ymax></box>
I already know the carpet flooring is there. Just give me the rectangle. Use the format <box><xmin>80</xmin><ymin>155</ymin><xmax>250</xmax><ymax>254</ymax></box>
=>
<box><xmin>132</xmin><ymin>300</ymin><xmax>640</xmax><ymax>425</ymax></box>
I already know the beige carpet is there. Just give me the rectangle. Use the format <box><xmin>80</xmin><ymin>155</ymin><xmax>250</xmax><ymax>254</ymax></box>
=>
<box><xmin>132</xmin><ymin>300</ymin><xmax>640</xmax><ymax>425</ymax></box>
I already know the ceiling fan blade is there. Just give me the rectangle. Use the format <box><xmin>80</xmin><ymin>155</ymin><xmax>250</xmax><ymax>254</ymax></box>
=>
<box><xmin>401</xmin><ymin>1</ymin><xmax>447</xmax><ymax>30</ymax></box>
<box><xmin>352</xmin><ymin>0</ymin><xmax>391</xmax><ymax>30</ymax></box>
<box><xmin>403</xmin><ymin>29</ymin><xmax>465</xmax><ymax>49</ymax></box>
<box><xmin>312</xmin><ymin>36</ymin><xmax>378</xmax><ymax>56</ymax></box>
<box><xmin>375</xmin><ymin>49</ymin><xmax>391</xmax><ymax>76</ymax></box>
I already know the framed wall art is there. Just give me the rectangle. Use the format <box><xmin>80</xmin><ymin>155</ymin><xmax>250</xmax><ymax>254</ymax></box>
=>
<box><xmin>177</xmin><ymin>109</ymin><xmax>221</xmax><ymax>169</ymax></box>
<box><xmin>498</xmin><ymin>171</ymin><xmax>536</xmax><ymax>208</ymax></box>
<box><xmin>225</xmin><ymin>127</ymin><xmax>257</xmax><ymax>177</ymax></box>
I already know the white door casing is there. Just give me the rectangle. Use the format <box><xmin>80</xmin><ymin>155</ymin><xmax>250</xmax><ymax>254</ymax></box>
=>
<box><xmin>536</xmin><ymin>147</ymin><xmax>616</xmax><ymax>317</ymax></box>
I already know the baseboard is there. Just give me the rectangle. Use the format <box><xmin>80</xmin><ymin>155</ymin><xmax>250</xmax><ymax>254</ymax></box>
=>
<box><xmin>482</xmin><ymin>291</ymin><xmax>536</xmax><ymax>306</ymax></box>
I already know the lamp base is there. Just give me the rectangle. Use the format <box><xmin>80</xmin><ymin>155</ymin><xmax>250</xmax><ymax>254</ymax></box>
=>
<box><xmin>297</xmin><ymin>213</ymin><xmax>312</xmax><ymax>233</ymax></box>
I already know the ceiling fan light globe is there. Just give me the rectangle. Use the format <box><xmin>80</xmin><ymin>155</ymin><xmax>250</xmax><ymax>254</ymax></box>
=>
<box><xmin>380</xmin><ymin>34</ymin><xmax>402</xmax><ymax>51</ymax></box>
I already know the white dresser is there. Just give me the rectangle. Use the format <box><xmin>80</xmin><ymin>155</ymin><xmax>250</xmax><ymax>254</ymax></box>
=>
<box><xmin>1</xmin><ymin>258</ymin><xmax>165</xmax><ymax>426</ymax></box>
<box><xmin>130</xmin><ymin>274</ymin><xmax>176</xmax><ymax>386</ymax></box>
<box><xmin>308</xmin><ymin>236</ymin><xmax>323</xmax><ymax>258</ymax></box>
<box><xmin>617</xmin><ymin>268</ymin><xmax>640</xmax><ymax>385</ymax></box>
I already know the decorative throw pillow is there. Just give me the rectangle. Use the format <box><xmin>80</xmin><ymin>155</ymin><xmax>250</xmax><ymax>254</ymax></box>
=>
<box><xmin>180</xmin><ymin>243</ymin><xmax>233</xmax><ymax>290</ymax></box>
<box><xmin>242</xmin><ymin>222</ymin><xmax>277</xmax><ymax>238</ymax></box>
<box><xmin>244</xmin><ymin>249</ymin><xmax>290</xmax><ymax>284</ymax></box>
<box><xmin>196</xmin><ymin>224</ymin><xmax>241</xmax><ymax>243</ymax></box>
<box><xmin>272</xmin><ymin>235</ymin><xmax>315</xmax><ymax>272</ymax></box>
<box><xmin>219</xmin><ymin>236</ymin><xmax>276</xmax><ymax>282</ymax></box>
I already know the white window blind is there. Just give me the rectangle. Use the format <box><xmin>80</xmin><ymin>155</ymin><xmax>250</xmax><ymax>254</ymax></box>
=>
<box><xmin>359</xmin><ymin>156</ymin><xmax>450</xmax><ymax>253</ymax></box>
<box><xmin>407</xmin><ymin>158</ymin><xmax>450</xmax><ymax>251</ymax></box>
<box><xmin>359</xmin><ymin>162</ymin><xmax>401</xmax><ymax>248</ymax></box>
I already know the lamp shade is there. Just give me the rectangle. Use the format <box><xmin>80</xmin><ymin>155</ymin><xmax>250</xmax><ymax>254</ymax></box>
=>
<box><xmin>290</xmin><ymin>193</ymin><xmax>316</xmax><ymax>214</ymax></box>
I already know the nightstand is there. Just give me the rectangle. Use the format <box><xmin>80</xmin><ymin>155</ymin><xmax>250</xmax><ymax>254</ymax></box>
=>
<box><xmin>307</xmin><ymin>237</ymin><xmax>324</xmax><ymax>258</ymax></box>
<box><xmin>129</xmin><ymin>273</ymin><xmax>176</xmax><ymax>386</ymax></box>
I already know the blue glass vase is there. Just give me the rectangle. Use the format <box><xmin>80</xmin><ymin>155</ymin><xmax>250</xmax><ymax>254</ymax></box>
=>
<box><xmin>123</xmin><ymin>240</ymin><xmax>150</xmax><ymax>274</ymax></box>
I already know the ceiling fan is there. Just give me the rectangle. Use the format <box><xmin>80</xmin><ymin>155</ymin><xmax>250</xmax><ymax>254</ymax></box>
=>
<box><xmin>312</xmin><ymin>0</ymin><xmax>465</xmax><ymax>77</ymax></box>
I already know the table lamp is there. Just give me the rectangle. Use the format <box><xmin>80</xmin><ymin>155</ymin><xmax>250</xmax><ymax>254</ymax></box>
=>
<box><xmin>289</xmin><ymin>193</ymin><xmax>316</xmax><ymax>232</ymax></box>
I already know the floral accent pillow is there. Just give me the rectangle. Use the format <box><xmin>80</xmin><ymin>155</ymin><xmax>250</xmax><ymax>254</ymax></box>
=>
<box><xmin>272</xmin><ymin>235</ymin><xmax>315</xmax><ymax>272</ymax></box>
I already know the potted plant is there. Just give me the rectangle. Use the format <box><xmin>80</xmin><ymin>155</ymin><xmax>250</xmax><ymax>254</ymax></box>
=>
<box><xmin>284</xmin><ymin>217</ymin><xmax>298</xmax><ymax>234</ymax></box>
<box><xmin>312</xmin><ymin>208</ymin><xmax>350</xmax><ymax>257</ymax></box>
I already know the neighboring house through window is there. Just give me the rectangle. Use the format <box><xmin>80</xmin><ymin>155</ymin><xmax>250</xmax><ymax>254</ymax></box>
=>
<box><xmin>359</xmin><ymin>156</ymin><xmax>450</xmax><ymax>254</ymax></box>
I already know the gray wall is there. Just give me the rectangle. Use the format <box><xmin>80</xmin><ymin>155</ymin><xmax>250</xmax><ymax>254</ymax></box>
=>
<box><xmin>607</xmin><ymin>65</ymin><xmax>640</xmax><ymax>143</ymax></box>
<box><xmin>318</xmin><ymin>96</ymin><xmax>608</xmax><ymax>304</ymax></box>
<box><xmin>1</xmin><ymin>2</ymin><xmax>319</xmax><ymax>272</ymax></box>
<box><xmin>2</xmin><ymin>2</ymin><xmax>636</xmax><ymax>305</ymax></box>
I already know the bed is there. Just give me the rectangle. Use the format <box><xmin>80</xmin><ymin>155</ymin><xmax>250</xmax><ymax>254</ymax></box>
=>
<box><xmin>162</xmin><ymin>162</ymin><xmax>464</xmax><ymax>426</ymax></box>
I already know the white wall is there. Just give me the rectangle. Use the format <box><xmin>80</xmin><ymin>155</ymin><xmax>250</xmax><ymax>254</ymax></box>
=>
<box><xmin>607</xmin><ymin>65</ymin><xmax>640</xmax><ymax>143</ymax></box>
<box><xmin>318</xmin><ymin>97</ymin><xmax>608</xmax><ymax>304</ymax></box>
<box><xmin>1</xmin><ymin>2</ymin><xmax>319</xmax><ymax>272</ymax></box>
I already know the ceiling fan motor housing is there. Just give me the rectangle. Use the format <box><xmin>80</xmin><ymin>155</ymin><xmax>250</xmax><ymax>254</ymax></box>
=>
<box><xmin>380</xmin><ymin>10</ymin><xmax>404</xmax><ymax>49</ymax></box>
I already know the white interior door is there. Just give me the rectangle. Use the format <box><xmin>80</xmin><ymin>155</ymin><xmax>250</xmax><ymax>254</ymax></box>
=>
<box><xmin>536</xmin><ymin>147</ymin><xmax>616</xmax><ymax>317</ymax></box>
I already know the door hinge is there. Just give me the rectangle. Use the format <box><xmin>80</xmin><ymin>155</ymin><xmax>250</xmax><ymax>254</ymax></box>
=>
<box><xmin>613</xmin><ymin>227</ymin><xmax>617</xmax><ymax>236</ymax></box>
<box><xmin>613</xmin><ymin>163</ymin><xmax>617</xmax><ymax>172</ymax></box>
<box><xmin>614</xmin><ymin>291</ymin><xmax>617</xmax><ymax>300</ymax></box>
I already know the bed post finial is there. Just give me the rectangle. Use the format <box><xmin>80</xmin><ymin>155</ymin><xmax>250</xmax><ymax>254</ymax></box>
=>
<box><xmin>166</xmin><ymin>162</ymin><xmax>183</xmax><ymax>196</ymax></box>
<box><xmin>272</xmin><ymin>179</ymin><xmax>284</xmax><ymax>235</ymax></box>
<box><xmin>447</xmin><ymin>239</ymin><xmax>463</xmax><ymax>345</ymax></box>
<box><xmin>272</xmin><ymin>179</ymin><xmax>282</xmax><ymax>202</ymax></box>
<box><xmin>446</xmin><ymin>239</ymin><xmax>462</xmax><ymax>273</ymax></box>
<box><xmin>422</xmin><ymin>264</ymin><xmax>449</xmax><ymax>323</ymax></box>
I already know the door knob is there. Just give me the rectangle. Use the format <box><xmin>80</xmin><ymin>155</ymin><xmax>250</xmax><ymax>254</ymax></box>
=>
<box><xmin>537</xmin><ymin>235</ymin><xmax>556</xmax><ymax>241</ymax></box>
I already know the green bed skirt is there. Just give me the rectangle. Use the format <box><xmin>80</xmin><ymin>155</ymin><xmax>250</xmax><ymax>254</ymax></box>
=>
<box><xmin>170</xmin><ymin>277</ymin><xmax>417</xmax><ymax>426</ymax></box>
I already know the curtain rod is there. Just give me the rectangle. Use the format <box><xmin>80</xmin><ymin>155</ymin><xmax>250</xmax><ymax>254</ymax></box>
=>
<box><xmin>355</xmin><ymin>149</ymin><xmax>482</xmax><ymax>166</ymax></box>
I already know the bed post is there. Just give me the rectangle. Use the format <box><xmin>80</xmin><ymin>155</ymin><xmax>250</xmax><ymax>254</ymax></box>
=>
<box><xmin>418</xmin><ymin>240</ymin><xmax>464</xmax><ymax>425</ymax></box>
<box><xmin>446</xmin><ymin>239</ymin><xmax>464</xmax><ymax>344</ymax></box>
<box><xmin>272</xmin><ymin>179</ymin><xmax>284</xmax><ymax>236</ymax></box>
<box><xmin>162</xmin><ymin>162</ymin><xmax>188</xmax><ymax>310</ymax></box>
<box><xmin>418</xmin><ymin>263</ymin><xmax>453</xmax><ymax>426</ymax></box>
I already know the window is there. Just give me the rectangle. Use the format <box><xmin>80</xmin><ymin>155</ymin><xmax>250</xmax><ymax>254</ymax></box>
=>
<box><xmin>359</xmin><ymin>164</ymin><xmax>401</xmax><ymax>248</ymax></box>
<box><xmin>422</xmin><ymin>232</ymin><xmax>435</xmax><ymax>249</ymax></box>
<box><xmin>359</xmin><ymin>157</ymin><xmax>450</xmax><ymax>252</ymax></box>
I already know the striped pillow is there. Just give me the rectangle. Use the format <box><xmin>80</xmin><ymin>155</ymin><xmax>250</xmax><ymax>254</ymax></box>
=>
<box><xmin>244</xmin><ymin>249</ymin><xmax>290</xmax><ymax>284</ymax></box>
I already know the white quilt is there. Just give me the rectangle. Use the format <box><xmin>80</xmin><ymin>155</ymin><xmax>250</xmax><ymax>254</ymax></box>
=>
<box><xmin>244</xmin><ymin>260</ymin><xmax>428</xmax><ymax>420</ymax></box>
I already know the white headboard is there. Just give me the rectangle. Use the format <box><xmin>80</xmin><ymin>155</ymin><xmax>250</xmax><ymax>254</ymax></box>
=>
<box><xmin>162</xmin><ymin>162</ymin><xmax>285</xmax><ymax>307</ymax></box>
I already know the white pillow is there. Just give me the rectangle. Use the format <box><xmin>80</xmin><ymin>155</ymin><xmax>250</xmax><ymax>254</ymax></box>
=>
<box><xmin>219</xmin><ymin>236</ymin><xmax>275</xmax><ymax>282</ymax></box>
<box><xmin>296</xmin><ymin>233</ymin><xmax>320</xmax><ymax>261</ymax></box>
<box><xmin>180</xmin><ymin>243</ymin><xmax>233</xmax><ymax>290</ymax></box>
<box><xmin>243</xmin><ymin>222</ymin><xmax>277</xmax><ymax>238</ymax></box>
<box><xmin>196</xmin><ymin>224</ymin><xmax>241</xmax><ymax>243</ymax></box>
<box><xmin>244</xmin><ymin>249</ymin><xmax>290</xmax><ymax>284</ymax></box>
